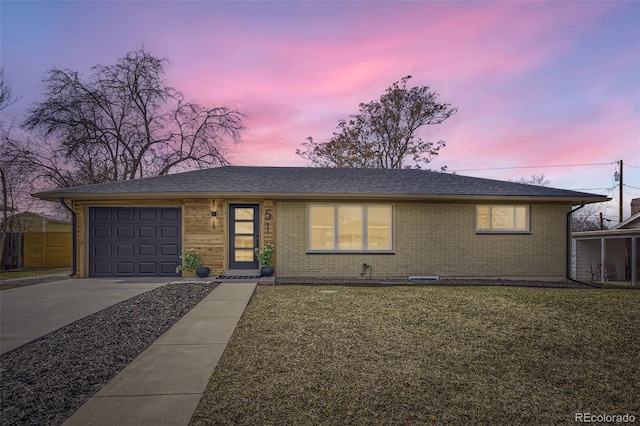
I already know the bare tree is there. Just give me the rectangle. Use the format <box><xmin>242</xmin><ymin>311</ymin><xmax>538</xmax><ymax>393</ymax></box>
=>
<box><xmin>297</xmin><ymin>76</ymin><xmax>457</xmax><ymax>169</ymax></box>
<box><xmin>0</xmin><ymin>162</ymin><xmax>11</xmax><ymax>266</ymax></box>
<box><xmin>1</xmin><ymin>70</ymin><xmax>62</xmax><ymax>268</ymax></box>
<box><xmin>509</xmin><ymin>174</ymin><xmax>606</xmax><ymax>231</ymax></box>
<box><xmin>9</xmin><ymin>48</ymin><xmax>245</xmax><ymax>188</ymax></box>
<box><xmin>0</xmin><ymin>126</ymin><xmax>29</xmax><ymax>267</ymax></box>
<box><xmin>513</xmin><ymin>174</ymin><xmax>551</xmax><ymax>186</ymax></box>
<box><xmin>572</xmin><ymin>204</ymin><xmax>610</xmax><ymax>232</ymax></box>
<box><xmin>0</xmin><ymin>69</ymin><xmax>21</xmax><ymax>266</ymax></box>
<box><xmin>0</xmin><ymin>68</ymin><xmax>20</xmax><ymax>113</ymax></box>
<box><xmin>0</xmin><ymin>143</ymin><xmax>48</xmax><ymax>268</ymax></box>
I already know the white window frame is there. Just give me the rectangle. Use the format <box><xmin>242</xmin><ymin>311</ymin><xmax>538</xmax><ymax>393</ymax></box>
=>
<box><xmin>307</xmin><ymin>204</ymin><xmax>394</xmax><ymax>252</ymax></box>
<box><xmin>476</xmin><ymin>205</ymin><xmax>530</xmax><ymax>233</ymax></box>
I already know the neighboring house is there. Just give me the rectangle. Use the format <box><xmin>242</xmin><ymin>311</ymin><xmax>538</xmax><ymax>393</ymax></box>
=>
<box><xmin>572</xmin><ymin>201</ymin><xmax>640</xmax><ymax>286</ymax></box>
<box><xmin>34</xmin><ymin>166</ymin><xmax>608</xmax><ymax>280</ymax></box>
<box><xmin>7</xmin><ymin>211</ymin><xmax>72</xmax><ymax>233</ymax></box>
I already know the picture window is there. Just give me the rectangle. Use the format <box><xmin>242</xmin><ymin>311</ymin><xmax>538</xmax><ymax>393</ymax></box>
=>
<box><xmin>308</xmin><ymin>205</ymin><xmax>393</xmax><ymax>251</ymax></box>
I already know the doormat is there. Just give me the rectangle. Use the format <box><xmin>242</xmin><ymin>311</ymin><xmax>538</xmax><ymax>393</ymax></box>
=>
<box><xmin>216</xmin><ymin>275</ymin><xmax>262</xmax><ymax>279</ymax></box>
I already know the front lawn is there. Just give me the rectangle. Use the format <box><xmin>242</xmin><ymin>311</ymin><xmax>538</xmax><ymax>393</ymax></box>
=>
<box><xmin>597</xmin><ymin>281</ymin><xmax>638</xmax><ymax>290</ymax></box>
<box><xmin>191</xmin><ymin>285</ymin><xmax>640</xmax><ymax>425</ymax></box>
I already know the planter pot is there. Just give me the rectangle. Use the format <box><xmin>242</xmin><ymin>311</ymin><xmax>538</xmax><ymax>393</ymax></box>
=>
<box><xmin>260</xmin><ymin>266</ymin><xmax>274</xmax><ymax>277</ymax></box>
<box><xmin>196</xmin><ymin>267</ymin><xmax>211</xmax><ymax>278</ymax></box>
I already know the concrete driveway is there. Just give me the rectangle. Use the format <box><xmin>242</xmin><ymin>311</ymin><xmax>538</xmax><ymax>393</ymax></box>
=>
<box><xmin>0</xmin><ymin>278</ymin><xmax>170</xmax><ymax>354</ymax></box>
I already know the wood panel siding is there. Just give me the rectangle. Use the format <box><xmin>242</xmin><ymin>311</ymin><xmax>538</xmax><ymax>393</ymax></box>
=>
<box><xmin>183</xmin><ymin>199</ymin><xmax>223</xmax><ymax>277</ymax></box>
<box><xmin>72</xmin><ymin>200</ymin><xmax>85</xmax><ymax>276</ymax></box>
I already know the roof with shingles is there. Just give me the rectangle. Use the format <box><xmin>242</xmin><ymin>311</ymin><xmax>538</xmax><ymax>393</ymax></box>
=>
<box><xmin>612</xmin><ymin>212</ymin><xmax>640</xmax><ymax>230</ymax></box>
<box><xmin>34</xmin><ymin>166</ymin><xmax>609</xmax><ymax>202</ymax></box>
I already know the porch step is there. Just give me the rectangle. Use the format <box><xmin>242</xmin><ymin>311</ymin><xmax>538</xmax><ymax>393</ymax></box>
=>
<box><xmin>214</xmin><ymin>275</ymin><xmax>275</xmax><ymax>284</ymax></box>
<box><xmin>226</xmin><ymin>269</ymin><xmax>260</xmax><ymax>276</ymax></box>
<box><xmin>217</xmin><ymin>275</ymin><xmax>261</xmax><ymax>280</ymax></box>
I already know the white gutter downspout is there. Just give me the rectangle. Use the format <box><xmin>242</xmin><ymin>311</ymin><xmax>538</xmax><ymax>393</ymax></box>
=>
<box><xmin>568</xmin><ymin>202</ymin><xmax>600</xmax><ymax>288</ymax></box>
<box><xmin>600</xmin><ymin>238</ymin><xmax>606</xmax><ymax>283</ymax></box>
<box><xmin>632</xmin><ymin>236</ymin><xmax>637</xmax><ymax>287</ymax></box>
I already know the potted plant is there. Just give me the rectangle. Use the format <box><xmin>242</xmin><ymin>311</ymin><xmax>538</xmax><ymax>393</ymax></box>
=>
<box><xmin>255</xmin><ymin>243</ymin><xmax>275</xmax><ymax>277</ymax></box>
<box><xmin>175</xmin><ymin>249</ymin><xmax>210</xmax><ymax>278</ymax></box>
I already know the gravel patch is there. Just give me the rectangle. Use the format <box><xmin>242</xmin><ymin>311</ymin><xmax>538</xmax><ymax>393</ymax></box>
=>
<box><xmin>0</xmin><ymin>282</ymin><xmax>217</xmax><ymax>426</ymax></box>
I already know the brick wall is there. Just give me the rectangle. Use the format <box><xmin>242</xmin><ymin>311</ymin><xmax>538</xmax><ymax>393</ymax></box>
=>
<box><xmin>276</xmin><ymin>201</ymin><xmax>570</xmax><ymax>280</ymax></box>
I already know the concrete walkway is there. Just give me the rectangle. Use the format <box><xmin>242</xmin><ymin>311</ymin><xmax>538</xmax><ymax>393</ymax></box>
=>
<box><xmin>63</xmin><ymin>281</ymin><xmax>257</xmax><ymax>426</ymax></box>
<box><xmin>0</xmin><ymin>278</ymin><xmax>169</xmax><ymax>354</ymax></box>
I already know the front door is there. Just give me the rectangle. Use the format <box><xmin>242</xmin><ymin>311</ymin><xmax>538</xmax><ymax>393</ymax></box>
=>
<box><xmin>229</xmin><ymin>204</ymin><xmax>260</xmax><ymax>270</ymax></box>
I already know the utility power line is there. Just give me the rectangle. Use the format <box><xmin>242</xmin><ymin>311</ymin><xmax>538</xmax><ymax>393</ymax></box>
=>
<box><xmin>449</xmin><ymin>162</ymin><xmax>614</xmax><ymax>172</ymax></box>
<box><xmin>569</xmin><ymin>187</ymin><xmax>614</xmax><ymax>191</ymax></box>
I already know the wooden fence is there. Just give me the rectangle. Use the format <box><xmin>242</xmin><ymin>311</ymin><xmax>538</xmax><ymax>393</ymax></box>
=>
<box><xmin>24</xmin><ymin>232</ymin><xmax>72</xmax><ymax>268</ymax></box>
<box><xmin>1</xmin><ymin>233</ymin><xmax>24</xmax><ymax>269</ymax></box>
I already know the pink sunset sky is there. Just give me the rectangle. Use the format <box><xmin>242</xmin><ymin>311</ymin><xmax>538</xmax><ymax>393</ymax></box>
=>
<box><xmin>2</xmin><ymin>1</ymin><xmax>639</xmax><ymax>220</ymax></box>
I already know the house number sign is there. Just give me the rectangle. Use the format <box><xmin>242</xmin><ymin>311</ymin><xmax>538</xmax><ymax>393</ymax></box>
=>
<box><xmin>264</xmin><ymin>208</ymin><xmax>273</xmax><ymax>234</ymax></box>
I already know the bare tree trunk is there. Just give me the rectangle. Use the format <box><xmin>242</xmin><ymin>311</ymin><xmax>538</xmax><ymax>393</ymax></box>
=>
<box><xmin>0</xmin><ymin>165</ymin><xmax>8</xmax><ymax>268</ymax></box>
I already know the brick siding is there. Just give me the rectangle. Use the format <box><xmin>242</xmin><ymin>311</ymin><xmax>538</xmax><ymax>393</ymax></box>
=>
<box><xmin>276</xmin><ymin>201</ymin><xmax>570</xmax><ymax>280</ymax></box>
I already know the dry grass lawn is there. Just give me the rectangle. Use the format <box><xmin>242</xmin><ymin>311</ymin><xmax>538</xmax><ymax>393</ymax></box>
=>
<box><xmin>191</xmin><ymin>285</ymin><xmax>640</xmax><ymax>425</ymax></box>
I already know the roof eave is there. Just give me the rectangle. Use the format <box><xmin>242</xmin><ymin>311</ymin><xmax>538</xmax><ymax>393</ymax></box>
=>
<box><xmin>573</xmin><ymin>228</ymin><xmax>640</xmax><ymax>238</ymax></box>
<box><xmin>33</xmin><ymin>191</ymin><xmax>611</xmax><ymax>204</ymax></box>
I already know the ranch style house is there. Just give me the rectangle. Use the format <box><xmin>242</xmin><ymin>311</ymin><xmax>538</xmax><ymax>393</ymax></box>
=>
<box><xmin>34</xmin><ymin>166</ymin><xmax>608</xmax><ymax>280</ymax></box>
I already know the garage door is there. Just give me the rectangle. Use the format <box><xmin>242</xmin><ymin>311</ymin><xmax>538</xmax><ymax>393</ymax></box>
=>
<box><xmin>89</xmin><ymin>207</ymin><xmax>181</xmax><ymax>277</ymax></box>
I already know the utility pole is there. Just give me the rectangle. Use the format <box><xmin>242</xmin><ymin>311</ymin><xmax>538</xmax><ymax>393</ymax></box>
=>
<box><xmin>600</xmin><ymin>212</ymin><xmax>604</xmax><ymax>230</ymax></box>
<box><xmin>619</xmin><ymin>159</ymin><xmax>623</xmax><ymax>223</ymax></box>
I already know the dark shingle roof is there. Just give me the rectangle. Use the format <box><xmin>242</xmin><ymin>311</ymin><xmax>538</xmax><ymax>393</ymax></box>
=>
<box><xmin>34</xmin><ymin>166</ymin><xmax>608</xmax><ymax>202</ymax></box>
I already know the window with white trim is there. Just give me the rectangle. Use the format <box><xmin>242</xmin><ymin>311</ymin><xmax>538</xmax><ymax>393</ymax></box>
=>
<box><xmin>477</xmin><ymin>205</ymin><xmax>529</xmax><ymax>232</ymax></box>
<box><xmin>309</xmin><ymin>205</ymin><xmax>393</xmax><ymax>251</ymax></box>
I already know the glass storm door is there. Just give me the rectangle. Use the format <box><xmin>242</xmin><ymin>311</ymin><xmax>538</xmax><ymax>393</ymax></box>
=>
<box><xmin>229</xmin><ymin>204</ymin><xmax>259</xmax><ymax>270</ymax></box>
